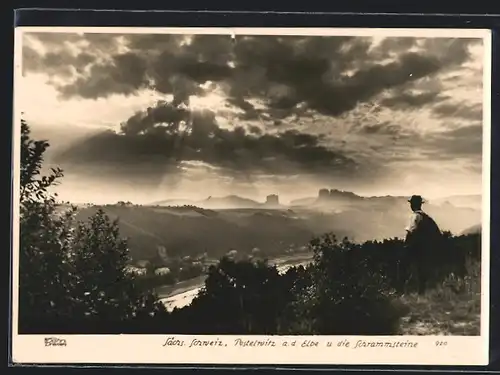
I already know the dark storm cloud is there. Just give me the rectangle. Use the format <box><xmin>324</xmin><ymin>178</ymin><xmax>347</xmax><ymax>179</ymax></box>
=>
<box><xmin>55</xmin><ymin>101</ymin><xmax>358</xmax><ymax>178</ymax></box>
<box><xmin>293</xmin><ymin>51</ymin><xmax>441</xmax><ymax>116</ymax></box>
<box><xmin>423</xmin><ymin>38</ymin><xmax>481</xmax><ymax>66</ymax></box>
<box><xmin>125</xmin><ymin>33</ymin><xmax>184</xmax><ymax>51</ymax></box>
<box><xmin>432</xmin><ymin>102</ymin><xmax>483</xmax><ymax>121</ymax></box>
<box><xmin>398</xmin><ymin>124</ymin><xmax>483</xmax><ymax>161</ymax></box>
<box><xmin>58</xmin><ymin>52</ymin><xmax>149</xmax><ymax>98</ymax></box>
<box><xmin>21</xmin><ymin>32</ymin><xmax>122</xmax><ymax>78</ymax></box>
<box><xmin>53</xmin><ymin>130</ymin><xmax>183</xmax><ymax>190</ymax></box>
<box><xmin>225</xmin><ymin>97</ymin><xmax>270</xmax><ymax>121</ymax></box>
<box><xmin>425</xmin><ymin>125</ymin><xmax>483</xmax><ymax>159</ymax></box>
<box><xmin>22</xmin><ymin>44</ymin><xmax>44</xmax><ymax>75</ymax></box>
<box><xmin>24</xmin><ymin>33</ymin><xmax>480</xmax><ymax>120</ymax></box>
<box><xmin>22</xmin><ymin>44</ymin><xmax>96</xmax><ymax>77</ymax></box>
<box><xmin>225</xmin><ymin>36</ymin><xmax>477</xmax><ymax>118</ymax></box>
<box><xmin>380</xmin><ymin>91</ymin><xmax>449</xmax><ymax>109</ymax></box>
<box><xmin>354</xmin><ymin>117</ymin><xmax>482</xmax><ymax>163</ymax></box>
<box><xmin>226</xmin><ymin>36</ymin><xmax>373</xmax><ymax>117</ymax></box>
<box><xmin>443</xmin><ymin>124</ymin><xmax>482</xmax><ymax>138</ymax></box>
<box><xmin>374</xmin><ymin>37</ymin><xmax>417</xmax><ymax>56</ymax></box>
<box><xmin>359</xmin><ymin>122</ymin><xmax>404</xmax><ymax>136</ymax></box>
<box><xmin>120</xmin><ymin>99</ymin><xmax>191</xmax><ymax>136</ymax></box>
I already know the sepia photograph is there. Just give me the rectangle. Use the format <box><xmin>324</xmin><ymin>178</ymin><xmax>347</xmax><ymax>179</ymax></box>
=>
<box><xmin>11</xmin><ymin>27</ymin><xmax>490</xmax><ymax>365</ymax></box>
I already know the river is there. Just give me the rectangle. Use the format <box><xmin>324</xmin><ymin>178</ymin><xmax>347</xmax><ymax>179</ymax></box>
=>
<box><xmin>158</xmin><ymin>256</ymin><xmax>312</xmax><ymax>312</ymax></box>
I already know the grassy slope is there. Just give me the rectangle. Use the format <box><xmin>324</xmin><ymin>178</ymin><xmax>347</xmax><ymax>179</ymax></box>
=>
<box><xmin>399</xmin><ymin>291</ymin><xmax>480</xmax><ymax>336</ymax></box>
<box><xmin>398</xmin><ymin>262</ymin><xmax>481</xmax><ymax>336</ymax></box>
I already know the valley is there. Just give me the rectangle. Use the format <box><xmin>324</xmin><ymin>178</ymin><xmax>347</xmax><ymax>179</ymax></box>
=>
<box><xmin>65</xmin><ymin>189</ymin><xmax>481</xmax><ymax>265</ymax></box>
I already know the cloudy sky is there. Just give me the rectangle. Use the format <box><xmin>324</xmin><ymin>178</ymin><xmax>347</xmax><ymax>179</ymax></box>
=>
<box><xmin>18</xmin><ymin>31</ymin><xmax>485</xmax><ymax>204</ymax></box>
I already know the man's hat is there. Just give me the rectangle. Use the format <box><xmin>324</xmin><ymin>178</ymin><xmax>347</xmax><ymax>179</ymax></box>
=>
<box><xmin>408</xmin><ymin>195</ymin><xmax>425</xmax><ymax>204</ymax></box>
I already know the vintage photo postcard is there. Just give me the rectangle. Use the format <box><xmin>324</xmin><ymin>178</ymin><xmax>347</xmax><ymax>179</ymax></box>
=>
<box><xmin>11</xmin><ymin>26</ymin><xmax>491</xmax><ymax>366</ymax></box>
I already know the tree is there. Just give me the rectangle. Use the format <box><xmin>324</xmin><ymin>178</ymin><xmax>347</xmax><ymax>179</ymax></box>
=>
<box><xmin>70</xmin><ymin>210</ymin><xmax>168</xmax><ymax>331</ymax></box>
<box><xmin>18</xmin><ymin>120</ymin><xmax>167</xmax><ymax>333</ymax></box>
<box><xmin>279</xmin><ymin>265</ymin><xmax>315</xmax><ymax>334</ymax></box>
<box><xmin>307</xmin><ymin>234</ymin><xmax>403</xmax><ymax>335</ymax></box>
<box><xmin>18</xmin><ymin>119</ymin><xmax>75</xmax><ymax>332</ymax></box>
<box><xmin>170</xmin><ymin>257</ymin><xmax>289</xmax><ymax>334</ymax></box>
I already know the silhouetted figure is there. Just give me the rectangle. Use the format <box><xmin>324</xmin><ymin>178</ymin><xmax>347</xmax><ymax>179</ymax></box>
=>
<box><xmin>404</xmin><ymin>195</ymin><xmax>442</xmax><ymax>294</ymax></box>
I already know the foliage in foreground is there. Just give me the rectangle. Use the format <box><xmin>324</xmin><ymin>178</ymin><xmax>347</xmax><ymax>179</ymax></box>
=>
<box><xmin>17</xmin><ymin>120</ymin><xmax>481</xmax><ymax>335</ymax></box>
<box><xmin>18</xmin><ymin>120</ymin><xmax>167</xmax><ymax>333</ymax></box>
<box><xmin>164</xmin><ymin>231</ymin><xmax>480</xmax><ymax>335</ymax></box>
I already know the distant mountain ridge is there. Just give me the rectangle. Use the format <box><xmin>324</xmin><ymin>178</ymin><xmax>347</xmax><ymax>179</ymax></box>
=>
<box><xmin>204</xmin><ymin>195</ymin><xmax>261</xmax><ymax>209</ymax></box>
<box><xmin>152</xmin><ymin>195</ymin><xmax>261</xmax><ymax>209</ymax></box>
<box><xmin>430</xmin><ymin>194</ymin><xmax>481</xmax><ymax>210</ymax></box>
<box><xmin>290</xmin><ymin>189</ymin><xmax>411</xmax><ymax>208</ymax></box>
<box><xmin>152</xmin><ymin>189</ymin><xmax>481</xmax><ymax>211</ymax></box>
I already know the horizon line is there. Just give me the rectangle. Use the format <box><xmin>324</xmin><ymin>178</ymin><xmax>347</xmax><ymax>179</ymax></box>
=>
<box><xmin>55</xmin><ymin>190</ymin><xmax>482</xmax><ymax>207</ymax></box>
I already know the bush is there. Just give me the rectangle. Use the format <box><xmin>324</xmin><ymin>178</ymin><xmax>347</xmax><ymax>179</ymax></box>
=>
<box><xmin>307</xmin><ymin>234</ymin><xmax>403</xmax><ymax>335</ymax></box>
<box><xmin>169</xmin><ymin>257</ymin><xmax>288</xmax><ymax>334</ymax></box>
<box><xmin>164</xmin><ymin>235</ymin><xmax>403</xmax><ymax>335</ymax></box>
<box><xmin>18</xmin><ymin>120</ymin><xmax>167</xmax><ymax>333</ymax></box>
